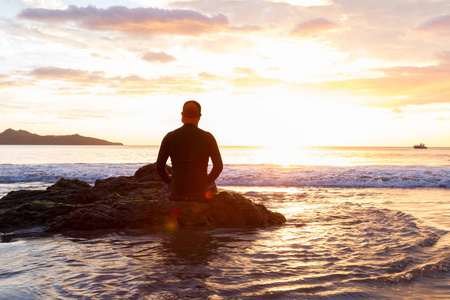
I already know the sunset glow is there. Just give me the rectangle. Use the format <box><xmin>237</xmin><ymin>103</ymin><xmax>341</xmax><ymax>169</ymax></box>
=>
<box><xmin>1</xmin><ymin>0</ymin><xmax>449</xmax><ymax>146</ymax></box>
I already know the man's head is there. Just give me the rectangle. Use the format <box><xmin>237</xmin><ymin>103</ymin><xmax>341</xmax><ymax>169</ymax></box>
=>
<box><xmin>181</xmin><ymin>100</ymin><xmax>202</xmax><ymax>124</ymax></box>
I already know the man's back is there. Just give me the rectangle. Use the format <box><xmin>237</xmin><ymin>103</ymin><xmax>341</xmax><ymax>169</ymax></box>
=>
<box><xmin>157</xmin><ymin>123</ymin><xmax>222</xmax><ymax>199</ymax></box>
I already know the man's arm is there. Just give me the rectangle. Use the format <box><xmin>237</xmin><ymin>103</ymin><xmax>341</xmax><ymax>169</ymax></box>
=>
<box><xmin>207</xmin><ymin>134</ymin><xmax>223</xmax><ymax>184</ymax></box>
<box><xmin>156</xmin><ymin>135</ymin><xmax>171</xmax><ymax>184</ymax></box>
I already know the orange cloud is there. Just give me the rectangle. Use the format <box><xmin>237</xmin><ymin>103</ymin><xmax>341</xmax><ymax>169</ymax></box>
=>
<box><xmin>29</xmin><ymin>67</ymin><xmax>105</xmax><ymax>83</ymax></box>
<box><xmin>415</xmin><ymin>14</ymin><xmax>450</xmax><ymax>36</ymax></box>
<box><xmin>18</xmin><ymin>5</ymin><xmax>229</xmax><ymax>36</ymax></box>
<box><xmin>234</xmin><ymin>67</ymin><xmax>256</xmax><ymax>75</ymax></box>
<box><xmin>0</xmin><ymin>75</ymin><xmax>28</xmax><ymax>89</ymax></box>
<box><xmin>291</xmin><ymin>17</ymin><xmax>341</xmax><ymax>37</ymax></box>
<box><xmin>199</xmin><ymin>68</ymin><xmax>284</xmax><ymax>88</ymax></box>
<box><xmin>28</xmin><ymin>66</ymin><xmax>205</xmax><ymax>95</ymax></box>
<box><xmin>27</xmin><ymin>65</ymin><xmax>286</xmax><ymax>94</ymax></box>
<box><xmin>52</xmin><ymin>108</ymin><xmax>123</xmax><ymax>120</ymax></box>
<box><xmin>109</xmin><ymin>75</ymin><xmax>205</xmax><ymax>95</ymax></box>
<box><xmin>231</xmin><ymin>68</ymin><xmax>283</xmax><ymax>87</ymax></box>
<box><xmin>310</xmin><ymin>62</ymin><xmax>450</xmax><ymax>107</ymax></box>
<box><xmin>140</xmin><ymin>51</ymin><xmax>177</xmax><ymax>63</ymax></box>
<box><xmin>198</xmin><ymin>72</ymin><xmax>223</xmax><ymax>81</ymax></box>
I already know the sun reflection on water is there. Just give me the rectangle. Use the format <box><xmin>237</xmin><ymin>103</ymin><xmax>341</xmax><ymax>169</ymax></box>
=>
<box><xmin>245</xmin><ymin>146</ymin><xmax>365</xmax><ymax>166</ymax></box>
<box><xmin>1</xmin><ymin>187</ymin><xmax>447</xmax><ymax>299</ymax></box>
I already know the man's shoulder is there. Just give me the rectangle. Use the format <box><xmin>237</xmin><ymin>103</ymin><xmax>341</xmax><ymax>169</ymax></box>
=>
<box><xmin>165</xmin><ymin>125</ymin><xmax>185</xmax><ymax>136</ymax></box>
<box><xmin>196</xmin><ymin>126</ymin><xmax>211</xmax><ymax>134</ymax></box>
<box><xmin>182</xmin><ymin>124</ymin><xmax>212</xmax><ymax>135</ymax></box>
<box><xmin>165</xmin><ymin>125</ymin><xmax>215</xmax><ymax>139</ymax></box>
<box><xmin>197</xmin><ymin>127</ymin><xmax>215</xmax><ymax>139</ymax></box>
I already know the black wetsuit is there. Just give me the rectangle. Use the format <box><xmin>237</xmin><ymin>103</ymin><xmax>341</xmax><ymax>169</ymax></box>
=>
<box><xmin>156</xmin><ymin>124</ymin><xmax>223</xmax><ymax>200</ymax></box>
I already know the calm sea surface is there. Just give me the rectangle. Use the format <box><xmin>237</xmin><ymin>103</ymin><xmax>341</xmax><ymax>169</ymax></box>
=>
<box><xmin>0</xmin><ymin>146</ymin><xmax>449</xmax><ymax>299</ymax></box>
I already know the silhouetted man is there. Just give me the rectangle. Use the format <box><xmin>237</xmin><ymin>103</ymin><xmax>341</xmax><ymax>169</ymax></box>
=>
<box><xmin>156</xmin><ymin>100</ymin><xmax>223</xmax><ymax>202</ymax></box>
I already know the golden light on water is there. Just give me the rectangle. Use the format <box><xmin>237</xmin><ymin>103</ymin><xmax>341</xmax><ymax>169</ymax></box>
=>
<box><xmin>265</xmin><ymin>145</ymin><xmax>302</xmax><ymax>166</ymax></box>
<box><xmin>256</xmin><ymin>146</ymin><xmax>363</xmax><ymax>166</ymax></box>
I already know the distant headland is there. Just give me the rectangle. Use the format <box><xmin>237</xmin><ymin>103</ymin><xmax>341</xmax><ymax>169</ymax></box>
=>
<box><xmin>0</xmin><ymin>129</ymin><xmax>123</xmax><ymax>146</ymax></box>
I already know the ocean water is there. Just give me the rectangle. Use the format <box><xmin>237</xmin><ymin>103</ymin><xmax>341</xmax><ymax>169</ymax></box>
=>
<box><xmin>0</xmin><ymin>145</ymin><xmax>449</xmax><ymax>299</ymax></box>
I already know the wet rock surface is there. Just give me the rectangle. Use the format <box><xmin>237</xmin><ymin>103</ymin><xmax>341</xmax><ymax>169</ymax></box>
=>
<box><xmin>0</xmin><ymin>164</ymin><xmax>286</xmax><ymax>233</ymax></box>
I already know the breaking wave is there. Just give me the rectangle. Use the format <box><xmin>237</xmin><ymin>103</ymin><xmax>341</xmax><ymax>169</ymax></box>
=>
<box><xmin>1</xmin><ymin>163</ymin><xmax>449</xmax><ymax>188</ymax></box>
<box><xmin>221</xmin><ymin>165</ymin><xmax>450</xmax><ymax>188</ymax></box>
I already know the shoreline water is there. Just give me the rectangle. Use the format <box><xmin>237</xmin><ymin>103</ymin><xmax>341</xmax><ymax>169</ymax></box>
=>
<box><xmin>1</xmin><ymin>185</ymin><xmax>448</xmax><ymax>299</ymax></box>
<box><xmin>1</xmin><ymin>145</ymin><xmax>449</xmax><ymax>164</ymax></box>
<box><xmin>0</xmin><ymin>146</ymin><xmax>448</xmax><ymax>299</ymax></box>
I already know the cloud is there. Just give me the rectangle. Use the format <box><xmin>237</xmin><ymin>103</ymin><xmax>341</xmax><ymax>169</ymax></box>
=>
<box><xmin>231</xmin><ymin>67</ymin><xmax>283</xmax><ymax>87</ymax></box>
<box><xmin>198</xmin><ymin>72</ymin><xmax>223</xmax><ymax>80</ymax></box>
<box><xmin>415</xmin><ymin>14</ymin><xmax>450</xmax><ymax>36</ymax></box>
<box><xmin>90</xmin><ymin>52</ymin><xmax>112</xmax><ymax>60</ymax></box>
<box><xmin>18</xmin><ymin>5</ymin><xmax>229</xmax><ymax>36</ymax></box>
<box><xmin>229</xmin><ymin>25</ymin><xmax>263</xmax><ymax>32</ymax></box>
<box><xmin>26</xmin><ymin>65</ymin><xmax>285</xmax><ymax>94</ymax></box>
<box><xmin>0</xmin><ymin>75</ymin><xmax>28</xmax><ymax>89</ymax></box>
<box><xmin>29</xmin><ymin>67</ymin><xmax>105</xmax><ymax>83</ymax></box>
<box><xmin>21</xmin><ymin>0</ymin><xmax>66</xmax><ymax>9</ymax></box>
<box><xmin>291</xmin><ymin>17</ymin><xmax>341</xmax><ymax>37</ymax></box>
<box><xmin>0</xmin><ymin>101</ymin><xmax>29</xmax><ymax>110</ymax></box>
<box><xmin>198</xmin><ymin>68</ymin><xmax>284</xmax><ymax>88</ymax></box>
<box><xmin>309</xmin><ymin>62</ymin><xmax>450</xmax><ymax>107</ymax></box>
<box><xmin>140</xmin><ymin>51</ymin><xmax>177</xmax><ymax>63</ymax></box>
<box><xmin>234</xmin><ymin>67</ymin><xmax>256</xmax><ymax>76</ymax></box>
<box><xmin>266</xmin><ymin>0</ymin><xmax>331</xmax><ymax>6</ymax></box>
<box><xmin>53</xmin><ymin>108</ymin><xmax>117</xmax><ymax>120</ymax></box>
<box><xmin>28</xmin><ymin>66</ymin><xmax>205</xmax><ymax>95</ymax></box>
<box><xmin>197</xmin><ymin>35</ymin><xmax>256</xmax><ymax>54</ymax></box>
<box><xmin>110</xmin><ymin>75</ymin><xmax>205</xmax><ymax>95</ymax></box>
<box><xmin>434</xmin><ymin>51</ymin><xmax>450</xmax><ymax>63</ymax></box>
<box><xmin>435</xmin><ymin>117</ymin><xmax>449</xmax><ymax>121</ymax></box>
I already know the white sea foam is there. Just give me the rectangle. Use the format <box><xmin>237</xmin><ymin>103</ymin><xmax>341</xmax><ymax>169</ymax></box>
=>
<box><xmin>219</xmin><ymin>165</ymin><xmax>450</xmax><ymax>188</ymax></box>
<box><xmin>0</xmin><ymin>163</ymin><xmax>142</xmax><ymax>184</ymax></box>
<box><xmin>0</xmin><ymin>163</ymin><xmax>449</xmax><ymax>188</ymax></box>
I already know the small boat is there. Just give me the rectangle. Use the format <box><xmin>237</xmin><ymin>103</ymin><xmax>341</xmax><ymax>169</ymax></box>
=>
<box><xmin>413</xmin><ymin>143</ymin><xmax>427</xmax><ymax>149</ymax></box>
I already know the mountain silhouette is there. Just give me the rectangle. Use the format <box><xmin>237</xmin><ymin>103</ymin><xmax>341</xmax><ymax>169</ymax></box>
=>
<box><xmin>0</xmin><ymin>129</ymin><xmax>123</xmax><ymax>145</ymax></box>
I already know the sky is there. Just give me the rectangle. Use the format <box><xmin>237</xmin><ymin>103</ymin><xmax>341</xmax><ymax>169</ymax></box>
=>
<box><xmin>1</xmin><ymin>0</ymin><xmax>449</xmax><ymax>147</ymax></box>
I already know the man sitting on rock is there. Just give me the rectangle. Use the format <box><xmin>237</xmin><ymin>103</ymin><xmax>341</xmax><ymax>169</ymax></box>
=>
<box><xmin>156</xmin><ymin>100</ymin><xmax>223</xmax><ymax>202</ymax></box>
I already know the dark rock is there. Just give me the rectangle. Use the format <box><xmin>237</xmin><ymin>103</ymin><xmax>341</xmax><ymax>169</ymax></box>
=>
<box><xmin>209</xmin><ymin>192</ymin><xmax>286</xmax><ymax>227</ymax></box>
<box><xmin>94</xmin><ymin>176</ymin><xmax>163</xmax><ymax>196</ymax></box>
<box><xmin>134</xmin><ymin>163</ymin><xmax>171</xmax><ymax>180</ymax></box>
<box><xmin>0</xmin><ymin>200</ymin><xmax>76</xmax><ymax>232</ymax></box>
<box><xmin>47</xmin><ymin>178</ymin><xmax>91</xmax><ymax>191</ymax></box>
<box><xmin>0</xmin><ymin>163</ymin><xmax>286</xmax><ymax>233</ymax></box>
<box><xmin>0</xmin><ymin>190</ymin><xmax>48</xmax><ymax>210</ymax></box>
<box><xmin>47</xmin><ymin>191</ymin><xmax>286</xmax><ymax>232</ymax></box>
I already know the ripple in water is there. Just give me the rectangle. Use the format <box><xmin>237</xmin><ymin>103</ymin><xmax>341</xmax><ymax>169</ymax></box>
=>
<box><xmin>0</xmin><ymin>188</ymin><xmax>448</xmax><ymax>299</ymax></box>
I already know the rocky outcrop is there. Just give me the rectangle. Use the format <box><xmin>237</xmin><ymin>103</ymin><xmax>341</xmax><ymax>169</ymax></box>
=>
<box><xmin>0</xmin><ymin>164</ymin><xmax>286</xmax><ymax>233</ymax></box>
